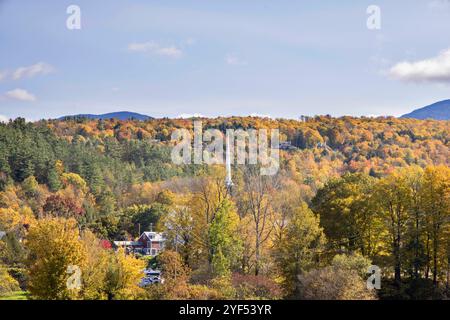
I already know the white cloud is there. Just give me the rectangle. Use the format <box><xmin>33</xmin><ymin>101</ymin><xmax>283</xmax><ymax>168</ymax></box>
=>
<box><xmin>0</xmin><ymin>71</ymin><xmax>8</xmax><ymax>81</ymax></box>
<box><xmin>12</xmin><ymin>62</ymin><xmax>55</xmax><ymax>80</ymax></box>
<box><xmin>428</xmin><ymin>0</ymin><xmax>450</xmax><ymax>9</ymax></box>
<box><xmin>389</xmin><ymin>48</ymin><xmax>450</xmax><ymax>83</ymax></box>
<box><xmin>128</xmin><ymin>42</ymin><xmax>183</xmax><ymax>58</ymax></box>
<box><xmin>225</xmin><ymin>54</ymin><xmax>247</xmax><ymax>66</ymax></box>
<box><xmin>0</xmin><ymin>115</ymin><xmax>9</xmax><ymax>123</ymax></box>
<box><xmin>182</xmin><ymin>38</ymin><xmax>196</xmax><ymax>47</ymax></box>
<box><xmin>177</xmin><ymin>113</ymin><xmax>204</xmax><ymax>118</ymax></box>
<box><xmin>249</xmin><ymin>113</ymin><xmax>272</xmax><ymax>118</ymax></box>
<box><xmin>0</xmin><ymin>62</ymin><xmax>54</xmax><ymax>81</ymax></box>
<box><xmin>4</xmin><ymin>88</ymin><xmax>36</xmax><ymax>102</ymax></box>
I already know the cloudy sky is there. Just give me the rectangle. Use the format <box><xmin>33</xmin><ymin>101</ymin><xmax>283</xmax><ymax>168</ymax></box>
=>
<box><xmin>1</xmin><ymin>0</ymin><xmax>450</xmax><ymax>121</ymax></box>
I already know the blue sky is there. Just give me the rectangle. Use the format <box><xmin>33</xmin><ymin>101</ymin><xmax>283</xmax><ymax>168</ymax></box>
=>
<box><xmin>1</xmin><ymin>0</ymin><xmax>450</xmax><ymax>120</ymax></box>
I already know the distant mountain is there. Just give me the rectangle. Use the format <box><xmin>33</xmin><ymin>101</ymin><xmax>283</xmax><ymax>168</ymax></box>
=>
<box><xmin>59</xmin><ymin>111</ymin><xmax>153</xmax><ymax>121</ymax></box>
<box><xmin>401</xmin><ymin>100</ymin><xmax>450</xmax><ymax>120</ymax></box>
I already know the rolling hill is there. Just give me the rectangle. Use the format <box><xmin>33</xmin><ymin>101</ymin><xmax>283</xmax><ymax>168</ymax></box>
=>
<box><xmin>401</xmin><ymin>100</ymin><xmax>450</xmax><ymax>120</ymax></box>
<box><xmin>59</xmin><ymin>111</ymin><xmax>153</xmax><ymax>121</ymax></box>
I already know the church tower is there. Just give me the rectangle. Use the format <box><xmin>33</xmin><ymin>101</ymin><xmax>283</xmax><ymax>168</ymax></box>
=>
<box><xmin>225</xmin><ymin>131</ymin><xmax>234</xmax><ymax>191</ymax></box>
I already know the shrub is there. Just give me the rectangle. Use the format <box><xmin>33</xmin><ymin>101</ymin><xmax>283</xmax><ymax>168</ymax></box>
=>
<box><xmin>297</xmin><ymin>266</ymin><xmax>377</xmax><ymax>300</ymax></box>
<box><xmin>232</xmin><ymin>273</ymin><xmax>283</xmax><ymax>300</ymax></box>
<box><xmin>0</xmin><ymin>265</ymin><xmax>20</xmax><ymax>297</ymax></box>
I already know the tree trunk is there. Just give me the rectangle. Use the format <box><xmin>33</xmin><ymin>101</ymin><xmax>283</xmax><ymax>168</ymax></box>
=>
<box><xmin>414</xmin><ymin>212</ymin><xmax>420</xmax><ymax>279</ymax></box>
<box><xmin>425</xmin><ymin>233</ymin><xmax>430</xmax><ymax>279</ymax></box>
<box><xmin>394</xmin><ymin>221</ymin><xmax>402</xmax><ymax>284</ymax></box>
<box><xmin>446</xmin><ymin>257</ymin><xmax>450</xmax><ymax>293</ymax></box>
<box><xmin>433</xmin><ymin>230</ymin><xmax>438</xmax><ymax>286</ymax></box>
<box><xmin>255</xmin><ymin>233</ymin><xmax>260</xmax><ymax>276</ymax></box>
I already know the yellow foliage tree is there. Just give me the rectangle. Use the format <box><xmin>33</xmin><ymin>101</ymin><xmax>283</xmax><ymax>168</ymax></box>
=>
<box><xmin>0</xmin><ymin>264</ymin><xmax>20</xmax><ymax>297</ymax></box>
<box><xmin>79</xmin><ymin>230</ymin><xmax>109</xmax><ymax>300</ymax></box>
<box><xmin>26</xmin><ymin>217</ymin><xmax>87</xmax><ymax>300</ymax></box>
<box><xmin>103</xmin><ymin>248</ymin><xmax>145</xmax><ymax>300</ymax></box>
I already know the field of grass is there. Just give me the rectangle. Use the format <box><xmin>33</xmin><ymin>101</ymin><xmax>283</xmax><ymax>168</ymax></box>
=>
<box><xmin>0</xmin><ymin>291</ymin><xmax>29</xmax><ymax>300</ymax></box>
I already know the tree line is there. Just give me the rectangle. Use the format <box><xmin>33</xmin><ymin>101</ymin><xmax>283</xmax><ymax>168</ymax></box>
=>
<box><xmin>0</xmin><ymin>116</ymin><xmax>449</xmax><ymax>299</ymax></box>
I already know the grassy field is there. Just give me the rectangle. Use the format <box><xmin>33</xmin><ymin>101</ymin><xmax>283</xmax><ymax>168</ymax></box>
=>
<box><xmin>0</xmin><ymin>291</ymin><xmax>29</xmax><ymax>300</ymax></box>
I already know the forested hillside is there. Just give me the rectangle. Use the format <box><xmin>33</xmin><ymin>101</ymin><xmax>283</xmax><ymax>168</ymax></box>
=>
<box><xmin>0</xmin><ymin>116</ymin><xmax>449</xmax><ymax>300</ymax></box>
<box><xmin>402</xmin><ymin>100</ymin><xmax>450</xmax><ymax>120</ymax></box>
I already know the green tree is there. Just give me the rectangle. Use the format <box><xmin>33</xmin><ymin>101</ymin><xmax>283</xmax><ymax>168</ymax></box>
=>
<box><xmin>21</xmin><ymin>175</ymin><xmax>39</xmax><ymax>198</ymax></box>
<box><xmin>275</xmin><ymin>203</ymin><xmax>326</xmax><ymax>296</ymax></box>
<box><xmin>312</xmin><ymin>173</ymin><xmax>381</xmax><ymax>256</ymax></box>
<box><xmin>47</xmin><ymin>166</ymin><xmax>61</xmax><ymax>192</ymax></box>
<box><xmin>208</xmin><ymin>199</ymin><xmax>242</xmax><ymax>277</ymax></box>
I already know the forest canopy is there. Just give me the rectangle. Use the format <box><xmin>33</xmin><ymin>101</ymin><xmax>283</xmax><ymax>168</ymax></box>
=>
<box><xmin>0</xmin><ymin>116</ymin><xmax>449</xmax><ymax>300</ymax></box>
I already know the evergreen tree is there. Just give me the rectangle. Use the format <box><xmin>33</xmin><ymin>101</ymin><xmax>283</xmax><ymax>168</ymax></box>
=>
<box><xmin>208</xmin><ymin>199</ymin><xmax>242</xmax><ymax>277</ymax></box>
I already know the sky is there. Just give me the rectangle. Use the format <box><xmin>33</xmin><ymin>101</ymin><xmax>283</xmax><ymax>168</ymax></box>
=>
<box><xmin>1</xmin><ymin>0</ymin><xmax>450</xmax><ymax>121</ymax></box>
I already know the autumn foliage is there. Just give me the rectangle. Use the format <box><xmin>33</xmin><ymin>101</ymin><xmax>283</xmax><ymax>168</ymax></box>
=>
<box><xmin>0</xmin><ymin>116</ymin><xmax>448</xmax><ymax>300</ymax></box>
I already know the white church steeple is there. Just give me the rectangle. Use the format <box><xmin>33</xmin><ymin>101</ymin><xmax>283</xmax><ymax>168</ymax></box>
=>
<box><xmin>225</xmin><ymin>130</ymin><xmax>234</xmax><ymax>190</ymax></box>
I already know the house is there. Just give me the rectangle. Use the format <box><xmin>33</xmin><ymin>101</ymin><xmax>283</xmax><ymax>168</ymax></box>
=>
<box><xmin>113</xmin><ymin>231</ymin><xmax>166</xmax><ymax>257</ymax></box>
<box><xmin>279</xmin><ymin>141</ymin><xmax>297</xmax><ymax>151</ymax></box>
<box><xmin>137</xmin><ymin>232</ymin><xmax>165</xmax><ymax>256</ymax></box>
<box><xmin>113</xmin><ymin>232</ymin><xmax>166</xmax><ymax>287</ymax></box>
<box><xmin>112</xmin><ymin>240</ymin><xmax>141</xmax><ymax>254</ymax></box>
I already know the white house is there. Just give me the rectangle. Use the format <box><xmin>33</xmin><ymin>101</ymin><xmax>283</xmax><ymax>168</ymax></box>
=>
<box><xmin>113</xmin><ymin>231</ymin><xmax>165</xmax><ymax>257</ymax></box>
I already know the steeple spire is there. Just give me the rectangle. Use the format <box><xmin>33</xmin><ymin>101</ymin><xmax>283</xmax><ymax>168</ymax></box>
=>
<box><xmin>225</xmin><ymin>130</ymin><xmax>234</xmax><ymax>191</ymax></box>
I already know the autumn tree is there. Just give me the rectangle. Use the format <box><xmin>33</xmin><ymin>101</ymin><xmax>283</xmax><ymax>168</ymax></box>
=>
<box><xmin>208</xmin><ymin>199</ymin><xmax>242</xmax><ymax>277</ymax></box>
<box><xmin>79</xmin><ymin>230</ymin><xmax>110</xmax><ymax>300</ymax></box>
<box><xmin>162</xmin><ymin>200</ymin><xmax>195</xmax><ymax>266</ymax></box>
<box><xmin>275</xmin><ymin>203</ymin><xmax>325</xmax><ymax>296</ymax></box>
<box><xmin>188</xmin><ymin>171</ymin><xmax>229</xmax><ymax>269</ymax></box>
<box><xmin>239</xmin><ymin>167</ymin><xmax>280</xmax><ymax>275</ymax></box>
<box><xmin>0</xmin><ymin>264</ymin><xmax>20</xmax><ymax>297</ymax></box>
<box><xmin>297</xmin><ymin>254</ymin><xmax>376</xmax><ymax>300</ymax></box>
<box><xmin>102</xmin><ymin>248</ymin><xmax>145</xmax><ymax>300</ymax></box>
<box><xmin>403</xmin><ymin>166</ymin><xmax>426</xmax><ymax>280</ymax></box>
<box><xmin>26</xmin><ymin>218</ymin><xmax>87</xmax><ymax>300</ymax></box>
<box><xmin>374</xmin><ymin>168</ymin><xmax>414</xmax><ymax>285</ymax></box>
<box><xmin>43</xmin><ymin>194</ymin><xmax>84</xmax><ymax>218</ymax></box>
<box><xmin>312</xmin><ymin>173</ymin><xmax>381</xmax><ymax>256</ymax></box>
<box><xmin>151</xmin><ymin>250</ymin><xmax>191</xmax><ymax>299</ymax></box>
<box><xmin>420</xmin><ymin>166</ymin><xmax>450</xmax><ymax>285</ymax></box>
